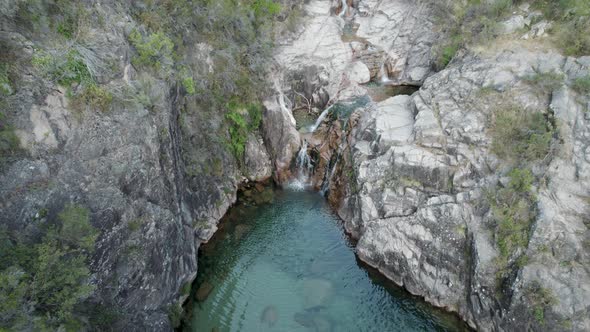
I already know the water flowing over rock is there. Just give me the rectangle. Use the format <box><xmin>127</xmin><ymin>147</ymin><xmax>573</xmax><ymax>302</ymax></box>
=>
<box><xmin>275</xmin><ymin>0</ymin><xmax>439</xmax><ymax>111</ymax></box>
<box><xmin>310</xmin><ymin>105</ymin><xmax>334</xmax><ymax>133</ymax></box>
<box><xmin>3</xmin><ymin>0</ymin><xmax>590</xmax><ymax>330</ymax></box>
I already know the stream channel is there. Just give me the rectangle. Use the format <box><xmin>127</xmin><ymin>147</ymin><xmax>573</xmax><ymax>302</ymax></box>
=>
<box><xmin>183</xmin><ymin>188</ymin><xmax>467</xmax><ymax>332</ymax></box>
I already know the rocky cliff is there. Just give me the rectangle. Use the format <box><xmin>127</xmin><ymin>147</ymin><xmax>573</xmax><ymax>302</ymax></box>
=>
<box><xmin>333</xmin><ymin>49</ymin><xmax>590</xmax><ymax>331</ymax></box>
<box><xmin>274</xmin><ymin>1</ymin><xmax>590</xmax><ymax>331</ymax></box>
<box><xmin>0</xmin><ymin>1</ymin><xmax>284</xmax><ymax>330</ymax></box>
<box><xmin>1</xmin><ymin>0</ymin><xmax>589</xmax><ymax>331</ymax></box>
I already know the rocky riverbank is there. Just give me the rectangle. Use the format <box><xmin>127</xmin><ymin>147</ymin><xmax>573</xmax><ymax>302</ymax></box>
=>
<box><xmin>271</xmin><ymin>1</ymin><xmax>590</xmax><ymax>331</ymax></box>
<box><xmin>1</xmin><ymin>0</ymin><xmax>588</xmax><ymax>331</ymax></box>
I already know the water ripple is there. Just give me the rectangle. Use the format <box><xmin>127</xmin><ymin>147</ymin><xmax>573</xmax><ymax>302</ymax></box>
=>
<box><xmin>187</xmin><ymin>190</ymin><xmax>467</xmax><ymax>332</ymax></box>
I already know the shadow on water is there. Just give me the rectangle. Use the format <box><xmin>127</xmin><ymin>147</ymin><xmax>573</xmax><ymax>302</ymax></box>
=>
<box><xmin>181</xmin><ymin>187</ymin><xmax>471</xmax><ymax>332</ymax></box>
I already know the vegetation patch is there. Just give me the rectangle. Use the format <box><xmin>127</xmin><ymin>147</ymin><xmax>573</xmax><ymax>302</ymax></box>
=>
<box><xmin>0</xmin><ymin>63</ymin><xmax>13</xmax><ymax>96</ymax></box>
<box><xmin>33</xmin><ymin>49</ymin><xmax>114</xmax><ymax>113</ymax></box>
<box><xmin>489</xmin><ymin>169</ymin><xmax>535</xmax><ymax>258</ymax></box>
<box><xmin>0</xmin><ymin>204</ymin><xmax>98</xmax><ymax>330</ymax></box>
<box><xmin>225</xmin><ymin>101</ymin><xmax>263</xmax><ymax>162</ymax></box>
<box><xmin>127</xmin><ymin>218</ymin><xmax>144</xmax><ymax>233</ymax></box>
<box><xmin>72</xmin><ymin>84</ymin><xmax>113</xmax><ymax>113</ymax></box>
<box><xmin>523</xmin><ymin>71</ymin><xmax>565</xmax><ymax>93</ymax></box>
<box><xmin>488</xmin><ymin>168</ymin><xmax>537</xmax><ymax>287</ymax></box>
<box><xmin>490</xmin><ymin>105</ymin><xmax>553</xmax><ymax>162</ymax></box>
<box><xmin>0</xmin><ymin>112</ymin><xmax>20</xmax><ymax>161</ymax></box>
<box><xmin>33</xmin><ymin>49</ymin><xmax>93</xmax><ymax>86</ymax></box>
<box><xmin>432</xmin><ymin>0</ymin><xmax>515</xmax><ymax>70</ymax></box>
<box><xmin>525</xmin><ymin>281</ymin><xmax>557</xmax><ymax>325</ymax></box>
<box><xmin>572</xmin><ymin>74</ymin><xmax>590</xmax><ymax>94</ymax></box>
<box><xmin>487</xmin><ymin>99</ymin><xmax>556</xmax><ymax>302</ymax></box>
<box><xmin>168</xmin><ymin>303</ymin><xmax>183</xmax><ymax>328</ymax></box>
<box><xmin>533</xmin><ymin>0</ymin><xmax>590</xmax><ymax>56</ymax></box>
<box><xmin>128</xmin><ymin>29</ymin><xmax>175</xmax><ymax>75</ymax></box>
<box><xmin>433</xmin><ymin>0</ymin><xmax>590</xmax><ymax>70</ymax></box>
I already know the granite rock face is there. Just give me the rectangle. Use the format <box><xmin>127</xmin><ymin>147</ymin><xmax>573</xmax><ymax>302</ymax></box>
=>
<box><xmin>0</xmin><ymin>3</ymin><xmax>264</xmax><ymax>330</ymax></box>
<box><xmin>271</xmin><ymin>0</ymin><xmax>441</xmax><ymax>183</ymax></box>
<box><xmin>329</xmin><ymin>49</ymin><xmax>590</xmax><ymax>331</ymax></box>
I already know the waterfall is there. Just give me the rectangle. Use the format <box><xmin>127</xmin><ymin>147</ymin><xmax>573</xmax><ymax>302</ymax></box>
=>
<box><xmin>380</xmin><ymin>62</ymin><xmax>390</xmax><ymax>83</ymax></box>
<box><xmin>320</xmin><ymin>154</ymin><xmax>339</xmax><ymax>196</ymax></box>
<box><xmin>339</xmin><ymin>0</ymin><xmax>348</xmax><ymax>17</ymax></box>
<box><xmin>297</xmin><ymin>140</ymin><xmax>313</xmax><ymax>175</ymax></box>
<box><xmin>274</xmin><ymin>78</ymin><xmax>296</xmax><ymax>126</ymax></box>
<box><xmin>288</xmin><ymin>140</ymin><xmax>313</xmax><ymax>190</ymax></box>
<box><xmin>309</xmin><ymin>105</ymin><xmax>333</xmax><ymax>133</ymax></box>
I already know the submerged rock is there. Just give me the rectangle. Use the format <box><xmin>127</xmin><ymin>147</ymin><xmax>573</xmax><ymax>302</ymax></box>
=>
<box><xmin>302</xmin><ymin>278</ymin><xmax>333</xmax><ymax>307</ymax></box>
<box><xmin>294</xmin><ymin>306</ymin><xmax>333</xmax><ymax>332</ymax></box>
<box><xmin>234</xmin><ymin>224</ymin><xmax>252</xmax><ymax>241</ymax></box>
<box><xmin>195</xmin><ymin>282</ymin><xmax>214</xmax><ymax>302</ymax></box>
<box><xmin>260</xmin><ymin>305</ymin><xmax>279</xmax><ymax>327</ymax></box>
<box><xmin>253</xmin><ymin>189</ymin><xmax>274</xmax><ymax>205</ymax></box>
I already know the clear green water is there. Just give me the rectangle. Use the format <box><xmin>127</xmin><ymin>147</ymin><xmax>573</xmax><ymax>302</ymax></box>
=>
<box><xmin>185</xmin><ymin>189</ymin><xmax>466</xmax><ymax>332</ymax></box>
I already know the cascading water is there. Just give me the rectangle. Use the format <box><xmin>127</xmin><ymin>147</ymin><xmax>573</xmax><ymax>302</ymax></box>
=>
<box><xmin>297</xmin><ymin>140</ymin><xmax>312</xmax><ymax>175</ymax></box>
<box><xmin>309</xmin><ymin>105</ymin><xmax>333</xmax><ymax>132</ymax></box>
<box><xmin>339</xmin><ymin>0</ymin><xmax>348</xmax><ymax>17</ymax></box>
<box><xmin>380</xmin><ymin>62</ymin><xmax>391</xmax><ymax>84</ymax></box>
<box><xmin>274</xmin><ymin>78</ymin><xmax>297</xmax><ymax>126</ymax></box>
<box><xmin>289</xmin><ymin>140</ymin><xmax>313</xmax><ymax>190</ymax></box>
<box><xmin>319</xmin><ymin>154</ymin><xmax>339</xmax><ymax>196</ymax></box>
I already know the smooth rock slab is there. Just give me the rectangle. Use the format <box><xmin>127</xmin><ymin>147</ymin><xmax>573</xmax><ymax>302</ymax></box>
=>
<box><xmin>374</xmin><ymin>95</ymin><xmax>415</xmax><ymax>146</ymax></box>
<box><xmin>348</xmin><ymin>61</ymin><xmax>371</xmax><ymax>84</ymax></box>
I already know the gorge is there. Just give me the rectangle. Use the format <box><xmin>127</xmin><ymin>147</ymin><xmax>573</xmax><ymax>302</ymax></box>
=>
<box><xmin>1</xmin><ymin>0</ymin><xmax>589</xmax><ymax>331</ymax></box>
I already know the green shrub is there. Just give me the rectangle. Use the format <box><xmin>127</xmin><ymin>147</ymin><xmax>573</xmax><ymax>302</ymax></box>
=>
<box><xmin>572</xmin><ymin>75</ymin><xmax>590</xmax><ymax>94</ymax></box>
<box><xmin>524</xmin><ymin>71</ymin><xmax>565</xmax><ymax>93</ymax></box>
<box><xmin>56</xmin><ymin>204</ymin><xmax>98</xmax><ymax>252</ymax></box>
<box><xmin>525</xmin><ymin>281</ymin><xmax>556</xmax><ymax>324</ymax></box>
<box><xmin>0</xmin><ymin>267</ymin><xmax>28</xmax><ymax>329</ymax></box>
<box><xmin>181</xmin><ymin>70</ymin><xmax>195</xmax><ymax>95</ymax></box>
<box><xmin>533</xmin><ymin>0</ymin><xmax>590</xmax><ymax>56</ymax></box>
<box><xmin>168</xmin><ymin>303</ymin><xmax>183</xmax><ymax>328</ymax></box>
<box><xmin>72</xmin><ymin>84</ymin><xmax>113</xmax><ymax>112</ymax></box>
<box><xmin>226</xmin><ymin>109</ymin><xmax>249</xmax><ymax>160</ymax></box>
<box><xmin>225</xmin><ymin>101</ymin><xmax>263</xmax><ymax>161</ymax></box>
<box><xmin>0</xmin><ymin>126</ymin><xmax>19</xmax><ymax>157</ymax></box>
<box><xmin>491</xmin><ymin>168</ymin><xmax>536</xmax><ymax>259</ymax></box>
<box><xmin>432</xmin><ymin>0</ymin><xmax>515</xmax><ymax>69</ymax></box>
<box><xmin>0</xmin><ymin>113</ymin><xmax>20</xmax><ymax>158</ymax></box>
<box><xmin>0</xmin><ymin>204</ymin><xmax>98</xmax><ymax>330</ymax></box>
<box><xmin>0</xmin><ymin>63</ymin><xmax>13</xmax><ymax>95</ymax></box>
<box><xmin>435</xmin><ymin>39</ymin><xmax>461</xmax><ymax>70</ymax></box>
<box><xmin>56</xmin><ymin>17</ymin><xmax>76</xmax><ymax>39</ymax></box>
<box><xmin>250</xmin><ymin>0</ymin><xmax>281</xmax><ymax>20</ymax></box>
<box><xmin>33</xmin><ymin>239</ymin><xmax>95</xmax><ymax>324</ymax></box>
<box><xmin>507</xmin><ymin>168</ymin><xmax>534</xmax><ymax>193</ymax></box>
<box><xmin>128</xmin><ymin>29</ymin><xmax>175</xmax><ymax>74</ymax></box>
<box><xmin>246</xmin><ymin>103</ymin><xmax>263</xmax><ymax>131</ymax></box>
<box><xmin>181</xmin><ymin>281</ymin><xmax>192</xmax><ymax>296</ymax></box>
<box><xmin>33</xmin><ymin>49</ymin><xmax>93</xmax><ymax>86</ymax></box>
<box><xmin>33</xmin><ymin>50</ymin><xmax>114</xmax><ymax>113</ymax></box>
<box><xmin>490</xmin><ymin>106</ymin><xmax>553</xmax><ymax>162</ymax></box>
<box><xmin>128</xmin><ymin>218</ymin><xmax>143</xmax><ymax>232</ymax></box>
<box><xmin>58</xmin><ymin>51</ymin><xmax>93</xmax><ymax>86</ymax></box>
